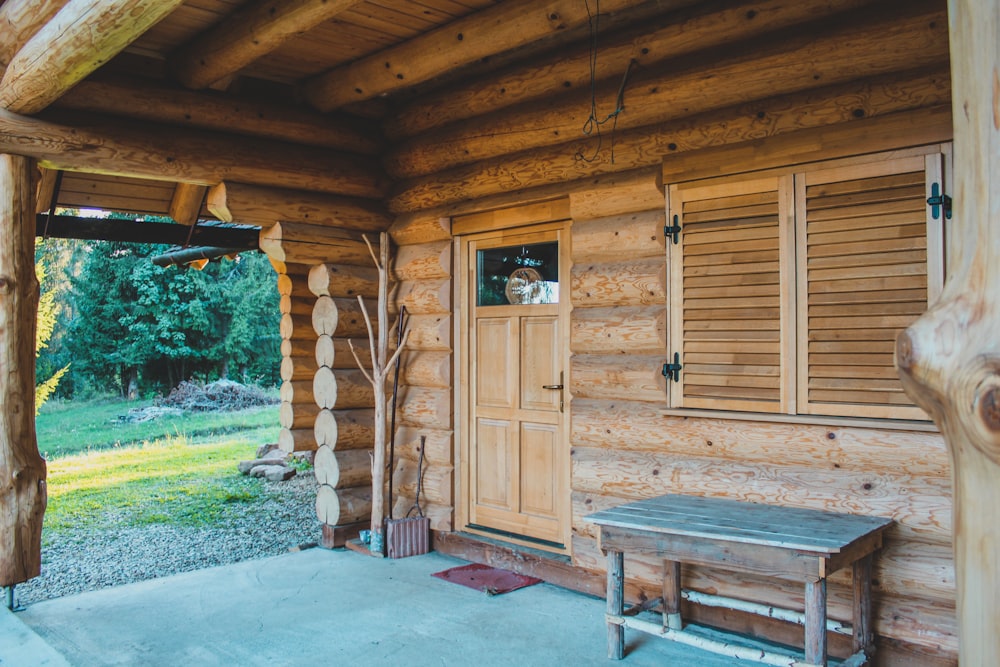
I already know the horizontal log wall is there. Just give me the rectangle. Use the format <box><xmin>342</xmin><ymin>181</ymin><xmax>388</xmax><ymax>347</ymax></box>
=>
<box><xmin>565</xmin><ymin>181</ymin><xmax>954</xmax><ymax>662</ymax></box>
<box><xmin>382</xmin><ymin>0</ymin><xmax>953</xmax><ymax>661</ymax></box>
<box><xmin>387</xmin><ymin>222</ymin><xmax>454</xmax><ymax>531</ymax></box>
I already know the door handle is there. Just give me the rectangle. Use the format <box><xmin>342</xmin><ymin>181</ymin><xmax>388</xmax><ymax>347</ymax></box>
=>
<box><xmin>542</xmin><ymin>372</ymin><xmax>564</xmax><ymax>412</ymax></box>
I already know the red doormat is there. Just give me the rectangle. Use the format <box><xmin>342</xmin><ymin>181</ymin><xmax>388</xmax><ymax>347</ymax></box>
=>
<box><xmin>432</xmin><ymin>563</ymin><xmax>542</xmax><ymax>595</ymax></box>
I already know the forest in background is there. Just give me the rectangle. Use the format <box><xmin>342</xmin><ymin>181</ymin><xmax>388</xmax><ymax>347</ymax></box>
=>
<box><xmin>36</xmin><ymin>237</ymin><xmax>281</xmax><ymax>400</ymax></box>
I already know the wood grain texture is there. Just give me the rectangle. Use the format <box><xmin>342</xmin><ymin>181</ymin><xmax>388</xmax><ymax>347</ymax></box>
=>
<box><xmin>895</xmin><ymin>2</ymin><xmax>1000</xmax><ymax>662</ymax></box>
<box><xmin>260</xmin><ymin>222</ymin><xmax>370</xmax><ymax>266</ymax></box>
<box><xmin>570</xmin><ymin>354</ymin><xmax>665</xmax><ymax>403</ymax></box>
<box><xmin>279</xmin><ymin>399</ymin><xmax>319</xmax><ymax>430</ymax></box>
<box><xmin>315</xmin><ymin>483</ymin><xmax>371</xmax><ymax>525</ymax></box>
<box><xmin>313</xmin><ymin>408</ymin><xmax>375</xmax><ymax>450</ymax></box>
<box><xmin>399</xmin><ymin>350</ymin><xmax>451</xmax><ymax>389</ymax></box>
<box><xmin>570</xmin><ymin>306</ymin><xmax>666</xmax><ymax>355</ymax></box>
<box><xmin>301</xmin><ymin>0</ymin><xmax>656</xmax><ymax>110</ymax></box>
<box><xmin>313</xmin><ymin>445</ymin><xmax>372</xmax><ymax>489</ymax></box>
<box><xmin>388</xmin><ymin>214</ymin><xmax>451</xmax><ymax>245</ymax></box>
<box><xmin>568</xmin><ymin>167</ymin><xmax>663</xmax><ymax>220</ymax></box>
<box><xmin>56</xmin><ymin>74</ymin><xmax>381</xmax><ymax>155</ymax></box>
<box><xmin>571</xmin><ymin>257</ymin><xmax>666</xmax><ymax>308</ymax></box>
<box><xmin>387</xmin><ymin>0</ymin><xmax>877</xmax><ymax>139</ymax></box>
<box><xmin>277</xmin><ymin>427</ymin><xmax>316</xmax><ymax>452</ymax></box>
<box><xmin>315</xmin><ymin>334</ymin><xmax>371</xmax><ymax>370</ymax></box>
<box><xmin>396</xmin><ymin>278</ymin><xmax>450</xmax><ymax>314</ymax></box>
<box><xmin>0</xmin><ymin>153</ymin><xmax>46</xmax><ymax>587</ymax></box>
<box><xmin>389</xmin><ymin>68</ymin><xmax>951</xmax><ymax>213</ymax></box>
<box><xmin>171</xmin><ymin>0</ymin><xmax>365</xmax><ymax>90</ymax></box>
<box><xmin>391</xmin><ymin>427</ymin><xmax>453</xmax><ymax>466</ymax></box>
<box><xmin>208</xmin><ymin>182</ymin><xmax>388</xmax><ymax>229</ymax></box>
<box><xmin>386</xmin><ymin>3</ymin><xmax>948</xmax><ymax>179</ymax></box>
<box><xmin>405</xmin><ymin>314</ymin><xmax>451</xmax><ymax>351</ymax></box>
<box><xmin>307</xmin><ymin>263</ymin><xmax>379</xmax><ymax>299</ymax></box>
<box><xmin>0</xmin><ymin>0</ymin><xmax>184</xmax><ymax>114</ymax></box>
<box><xmin>391</xmin><ymin>457</ymin><xmax>452</xmax><ymax>506</ymax></box>
<box><xmin>313</xmin><ymin>367</ymin><xmax>375</xmax><ymax>410</ymax></box>
<box><xmin>0</xmin><ymin>0</ymin><xmax>69</xmax><ymax>68</ymax></box>
<box><xmin>311</xmin><ymin>295</ymin><xmax>371</xmax><ymax>338</ymax></box>
<box><xmin>0</xmin><ymin>109</ymin><xmax>386</xmax><ymax>198</ymax></box>
<box><xmin>397</xmin><ymin>385</ymin><xmax>452</xmax><ymax>429</ymax></box>
<box><xmin>393</xmin><ymin>241</ymin><xmax>451</xmax><ymax>281</ymax></box>
<box><xmin>571</xmin><ymin>445</ymin><xmax>951</xmax><ymax>545</ymax></box>
<box><xmin>571</xmin><ymin>210</ymin><xmax>664</xmax><ymax>262</ymax></box>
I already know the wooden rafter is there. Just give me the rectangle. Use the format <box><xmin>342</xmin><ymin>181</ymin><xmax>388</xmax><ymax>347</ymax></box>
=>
<box><xmin>35</xmin><ymin>214</ymin><xmax>260</xmax><ymax>249</ymax></box>
<box><xmin>55</xmin><ymin>74</ymin><xmax>381</xmax><ymax>155</ymax></box>
<box><xmin>301</xmin><ymin>0</ymin><xmax>655</xmax><ymax>112</ymax></box>
<box><xmin>0</xmin><ymin>0</ymin><xmax>183</xmax><ymax>115</ymax></box>
<box><xmin>206</xmin><ymin>182</ymin><xmax>390</xmax><ymax>231</ymax></box>
<box><xmin>0</xmin><ymin>108</ymin><xmax>386</xmax><ymax>198</ymax></box>
<box><xmin>171</xmin><ymin>0</ymin><xmax>366</xmax><ymax>90</ymax></box>
<box><xmin>0</xmin><ymin>0</ymin><xmax>69</xmax><ymax>69</ymax></box>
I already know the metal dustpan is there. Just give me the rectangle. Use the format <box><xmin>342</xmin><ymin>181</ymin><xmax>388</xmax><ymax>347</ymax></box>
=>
<box><xmin>386</xmin><ymin>435</ymin><xmax>431</xmax><ymax>559</ymax></box>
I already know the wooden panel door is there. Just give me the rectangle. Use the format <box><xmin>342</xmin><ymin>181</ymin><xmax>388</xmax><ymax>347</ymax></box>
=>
<box><xmin>463</xmin><ymin>226</ymin><xmax>568</xmax><ymax>549</ymax></box>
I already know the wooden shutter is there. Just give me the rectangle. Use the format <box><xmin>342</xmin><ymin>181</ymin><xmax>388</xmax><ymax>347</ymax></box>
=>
<box><xmin>668</xmin><ymin>176</ymin><xmax>794</xmax><ymax>413</ymax></box>
<box><xmin>796</xmin><ymin>155</ymin><xmax>943</xmax><ymax>420</ymax></box>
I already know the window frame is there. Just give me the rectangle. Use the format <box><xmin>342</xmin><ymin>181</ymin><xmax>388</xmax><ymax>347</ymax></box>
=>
<box><xmin>664</xmin><ymin>144</ymin><xmax>950</xmax><ymax>424</ymax></box>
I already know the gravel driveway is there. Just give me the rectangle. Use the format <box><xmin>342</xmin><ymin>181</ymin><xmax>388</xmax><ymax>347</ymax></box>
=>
<box><xmin>12</xmin><ymin>474</ymin><xmax>320</xmax><ymax>607</ymax></box>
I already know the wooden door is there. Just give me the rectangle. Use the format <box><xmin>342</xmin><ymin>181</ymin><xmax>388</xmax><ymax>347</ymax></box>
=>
<box><xmin>462</xmin><ymin>226</ymin><xmax>569</xmax><ymax>550</ymax></box>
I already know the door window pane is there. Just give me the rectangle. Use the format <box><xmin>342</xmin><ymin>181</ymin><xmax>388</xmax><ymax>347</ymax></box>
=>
<box><xmin>477</xmin><ymin>241</ymin><xmax>558</xmax><ymax>306</ymax></box>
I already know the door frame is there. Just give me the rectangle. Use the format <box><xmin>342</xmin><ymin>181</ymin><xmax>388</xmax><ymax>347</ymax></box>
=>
<box><xmin>455</xmin><ymin>219</ymin><xmax>573</xmax><ymax>554</ymax></box>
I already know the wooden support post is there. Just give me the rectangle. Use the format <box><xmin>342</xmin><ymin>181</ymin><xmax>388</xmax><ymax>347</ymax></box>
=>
<box><xmin>607</xmin><ymin>549</ymin><xmax>625</xmax><ymax>660</ymax></box>
<box><xmin>896</xmin><ymin>1</ymin><xmax>1000</xmax><ymax>664</ymax></box>
<box><xmin>662</xmin><ymin>559</ymin><xmax>682</xmax><ymax>630</ymax></box>
<box><xmin>852</xmin><ymin>553</ymin><xmax>874</xmax><ymax>656</ymax></box>
<box><xmin>0</xmin><ymin>153</ymin><xmax>46</xmax><ymax>588</ymax></box>
<box><xmin>804</xmin><ymin>578</ymin><xmax>827</xmax><ymax>666</ymax></box>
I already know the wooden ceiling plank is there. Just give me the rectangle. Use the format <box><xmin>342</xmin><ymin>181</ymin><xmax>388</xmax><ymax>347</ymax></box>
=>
<box><xmin>55</xmin><ymin>74</ymin><xmax>381</xmax><ymax>155</ymax></box>
<box><xmin>34</xmin><ymin>168</ymin><xmax>60</xmax><ymax>214</ymax></box>
<box><xmin>168</xmin><ymin>182</ymin><xmax>208</xmax><ymax>225</ymax></box>
<box><xmin>0</xmin><ymin>107</ymin><xmax>387</xmax><ymax>198</ymax></box>
<box><xmin>0</xmin><ymin>0</ymin><xmax>184</xmax><ymax>115</ymax></box>
<box><xmin>171</xmin><ymin>0</ymin><xmax>368</xmax><ymax>90</ymax></box>
<box><xmin>0</xmin><ymin>0</ymin><xmax>70</xmax><ymax>69</ymax></box>
<box><xmin>301</xmin><ymin>0</ymin><xmax>652</xmax><ymax>111</ymax></box>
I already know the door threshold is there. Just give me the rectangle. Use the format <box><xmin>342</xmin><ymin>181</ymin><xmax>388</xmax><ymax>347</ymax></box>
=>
<box><xmin>432</xmin><ymin>530</ymin><xmax>606</xmax><ymax>600</ymax></box>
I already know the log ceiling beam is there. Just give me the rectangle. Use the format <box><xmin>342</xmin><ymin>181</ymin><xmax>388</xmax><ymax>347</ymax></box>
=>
<box><xmin>0</xmin><ymin>0</ymin><xmax>69</xmax><ymax>70</ymax></box>
<box><xmin>170</xmin><ymin>0</ymin><xmax>366</xmax><ymax>90</ymax></box>
<box><xmin>0</xmin><ymin>108</ymin><xmax>387</xmax><ymax>198</ymax></box>
<box><xmin>386</xmin><ymin>1</ymin><xmax>948</xmax><ymax>179</ymax></box>
<box><xmin>206</xmin><ymin>182</ymin><xmax>390</xmax><ymax>231</ymax></box>
<box><xmin>300</xmin><ymin>0</ymin><xmax>665</xmax><ymax>112</ymax></box>
<box><xmin>54</xmin><ymin>74</ymin><xmax>381</xmax><ymax>155</ymax></box>
<box><xmin>897</xmin><ymin>0</ymin><xmax>1000</xmax><ymax>663</ymax></box>
<box><xmin>35</xmin><ymin>214</ymin><xmax>260</xmax><ymax>249</ymax></box>
<box><xmin>387</xmin><ymin>0</ymin><xmax>877</xmax><ymax>140</ymax></box>
<box><xmin>168</xmin><ymin>183</ymin><xmax>207</xmax><ymax>226</ymax></box>
<box><xmin>0</xmin><ymin>0</ymin><xmax>183</xmax><ymax>115</ymax></box>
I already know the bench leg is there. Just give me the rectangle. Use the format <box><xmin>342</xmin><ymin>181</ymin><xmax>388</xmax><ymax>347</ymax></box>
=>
<box><xmin>853</xmin><ymin>553</ymin><xmax>875</xmax><ymax>657</ymax></box>
<box><xmin>805</xmin><ymin>578</ymin><xmax>828</xmax><ymax>666</ymax></box>
<box><xmin>663</xmin><ymin>559</ymin><xmax>682</xmax><ymax>630</ymax></box>
<box><xmin>607</xmin><ymin>549</ymin><xmax>624</xmax><ymax>659</ymax></box>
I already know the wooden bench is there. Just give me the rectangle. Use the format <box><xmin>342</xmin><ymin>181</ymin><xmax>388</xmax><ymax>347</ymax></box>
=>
<box><xmin>585</xmin><ymin>494</ymin><xmax>893</xmax><ymax>667</ymax></box>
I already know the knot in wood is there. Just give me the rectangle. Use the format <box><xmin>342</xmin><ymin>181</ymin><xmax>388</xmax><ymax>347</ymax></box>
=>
<box><xmin>895</xmin><ymin>331</ymin><xmax>915</xmax><ymax>372</ymax></box>
<box><xmin>973</xmin><ymin>373</ymin><xmax>1000</xmax><ymax>464</ymax></box>
<box><xmin>0</xmin><ymin>275</ymin><xmax>10</xmax><ymax>294</ymax></box>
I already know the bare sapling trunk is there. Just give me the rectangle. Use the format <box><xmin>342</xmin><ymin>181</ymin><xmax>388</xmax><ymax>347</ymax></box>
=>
<box><xmin>350</xmin><ymin>232</ymin><xmax>408</xmax><ymax>553</ymax></box>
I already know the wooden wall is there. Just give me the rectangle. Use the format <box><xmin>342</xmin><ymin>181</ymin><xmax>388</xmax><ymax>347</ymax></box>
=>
<box><xmin>376</xmin><ymin>0</ymin><xmax>957</xmax><ymax>663</ymax></box>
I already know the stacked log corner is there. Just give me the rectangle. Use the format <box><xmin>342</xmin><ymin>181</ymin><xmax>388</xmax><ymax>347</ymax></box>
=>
<box><xmin>275</xmin><ymin>260</ymin><xmax>320</xmax><ymax>454</ymax></box>
<box><xmin>388</xmin><ymin>216</ymin><xmax>454</xmax><ymax>531</ymax></box>
<box><xmin>309</xmin><ymin>262</ymin><xmax>380</xmax><ymax>547</ymax></box>
<box><xmin>565</xmin><ymin>178</ymin><xmax>957</xmax><ymax>662</ymax></box>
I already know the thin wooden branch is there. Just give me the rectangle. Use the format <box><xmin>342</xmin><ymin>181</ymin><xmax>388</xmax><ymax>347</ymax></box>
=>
<box><xmin>347</xmin><ymin>338</ymin><xmax>376</xmax><ymax>387</ymax></box>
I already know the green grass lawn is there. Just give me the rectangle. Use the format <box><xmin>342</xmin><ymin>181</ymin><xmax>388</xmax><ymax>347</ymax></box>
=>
<box><xmin>37</xmin><ymin>397</ymin><xmax>280</xmax><ymax>458</ymax></box>
<box><xmin>35</xmin><ymin>398</ymin><xmax>283</xmax><ymax>543</ymax></box>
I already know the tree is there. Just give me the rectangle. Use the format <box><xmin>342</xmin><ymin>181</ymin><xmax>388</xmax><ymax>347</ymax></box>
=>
<box><xmin>34</xmin><ymin>258</ymin><xmax>69</xmax><ymax>413</ymax></box>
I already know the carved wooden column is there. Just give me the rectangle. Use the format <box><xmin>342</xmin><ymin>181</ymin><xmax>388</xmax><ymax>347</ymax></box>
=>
<box><xmin>0</xmin><ymin>154</ymin><xmax>46</xmax><ymax>590</ymax></box>
<box><xmin>896</xmin><ymin>1</ymin><xmax>1000</xmax><ymax>663</ymax></box>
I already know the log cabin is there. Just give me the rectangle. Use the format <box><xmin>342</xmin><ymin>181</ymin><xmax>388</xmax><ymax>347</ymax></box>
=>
<box><xmin>0</xmin><ymin>0</ymin><xmax>996</xmax><ymax>664</ymax></box>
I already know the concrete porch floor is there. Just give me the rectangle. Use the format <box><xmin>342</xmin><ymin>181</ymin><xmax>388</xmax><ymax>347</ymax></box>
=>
<box><xmin>1</xmin><ymin>548</ymin><xmax>775</xmax><ymax>666</ymax></box>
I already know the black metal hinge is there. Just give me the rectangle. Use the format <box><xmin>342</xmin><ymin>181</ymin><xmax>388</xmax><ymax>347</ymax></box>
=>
<box><xmin>664</xmin><ymin>215</ymin><xmax>682</xmax><ymax>245</ymax></box>
<box><xmin>927</xmin><ymin>183</ymin><xmax>952</xmax><ymax>220</ymax></box>
<box><xmin>662</xmin><ymin>352</ymin><xmax>682</xmax><ymax>382</ymax></box>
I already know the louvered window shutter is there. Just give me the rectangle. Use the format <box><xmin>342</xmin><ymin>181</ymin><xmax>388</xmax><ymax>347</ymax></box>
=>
<box><xmin>667</xmin><ymin>176</ymin><xmax>794</xmax><ymax>413</ymax></box>
<box><xmin>796</xmin><ymin>155</ymin><xmax>944</xmax><ymax>420</ymax></box>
